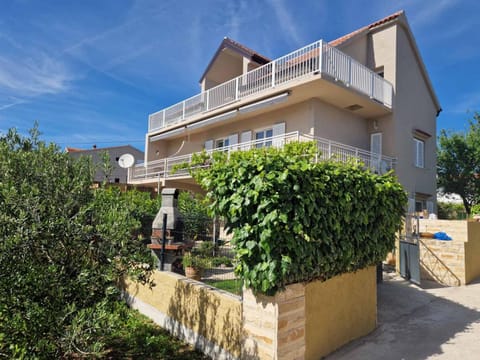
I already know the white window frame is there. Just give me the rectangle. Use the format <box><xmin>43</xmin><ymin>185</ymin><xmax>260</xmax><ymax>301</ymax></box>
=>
<box><xmin>215</xmin><ymin>137</ymin><xmax>230</xmax><ymax>149</ymax></box>
<box><xmin>254</xmin><ymin>127</ymin><xmax>273</xmax><ymax>148</ymax></box>
<box><xmin>414</xmin><ymin>138</ymin><xmax>425</xmax><ymax>168</ymax></box>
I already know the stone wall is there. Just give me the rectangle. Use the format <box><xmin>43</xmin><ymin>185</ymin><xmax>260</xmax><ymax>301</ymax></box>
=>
<box><xmin>242</xmin><ymin>283</ymin><xmax>306</xmax><ymax>360</ymax></box>
<box><xmin>418</xmin><ymin>220</ymin><xmax>480</xmax><ymax>286</ymax></box>
<box><xmin>419</xmin><ymin>238</ymin><xmax>464</xmax><ymax>286</ymax></box>
<box><xmin>304</xmin><ymin>266</ymin><xmax>377</xmax><ymax>359</ymax></box>
<box><xmin>242</xmin><ymin>266</ymin><xmax>376</xmax><ymax>360</ymax></box>
<box><xmin>125</xmin><ymin>267</ymin><xmax>377</xmax><ymax>360</ymax></box>
<box><xmin>124</xmin><ymin>271</ymin><xmax>242</xmax><ymax>359</ymax></box>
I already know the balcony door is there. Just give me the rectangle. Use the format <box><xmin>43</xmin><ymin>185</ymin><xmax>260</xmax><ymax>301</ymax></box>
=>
<box><xmin>370</xmin><ymin>133</ymin><xmax>382</xmax><ymax>173</ymax></box>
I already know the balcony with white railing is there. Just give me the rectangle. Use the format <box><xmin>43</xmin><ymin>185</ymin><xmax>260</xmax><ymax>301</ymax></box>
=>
<box><xmin>128</xmin><ymin>132</ymin><xmax>395</xmax><ymax>184</ymax></box>
<box><xmin>148</xmin><ymin>40</ymin><xmax>394</xmax><ymax>133</ymax></box>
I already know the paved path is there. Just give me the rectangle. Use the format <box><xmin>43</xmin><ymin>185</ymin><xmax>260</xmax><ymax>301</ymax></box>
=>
<box><xmin>327</xmin><ymin>275</ymin><xmax>480</xmax><ymax>360</ymax></box>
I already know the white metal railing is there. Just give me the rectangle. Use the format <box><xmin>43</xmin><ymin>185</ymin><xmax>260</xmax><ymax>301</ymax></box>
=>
<box><xmin>128</xmin><ymin>132</ymin><xmax>395</xmax><ymax>182</ymax></box>
<box><xmin>148</xmin><ymin>40</ymin><xmax>394</xmax><ymax>132</ymax></box>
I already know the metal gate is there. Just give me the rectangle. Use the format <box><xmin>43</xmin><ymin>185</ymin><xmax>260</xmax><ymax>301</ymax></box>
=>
<box><xmin>399</xmin><ymin>202</ymin><xmax>421</xmax><ymax>285</ymax></box>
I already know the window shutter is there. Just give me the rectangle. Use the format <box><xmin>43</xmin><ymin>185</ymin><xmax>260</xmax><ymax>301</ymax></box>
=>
<box><xmin>272</xmin><ymin>122</ymin><xmax>286</xmax><ymax>147</ymax></box>
<box><xmin>418</xmin><ymin>140</ymin><xmax>424</xmax><ymax>168</ymax></box>
<box><xmin>427</xmin><ymin>201</ymin><xmax>434</xmax><ymax>215</ymax></box>
<box><xmin>414</xmin><ymin>139</ymin><xmax>425</xmax><ymax>168</ymax></box>
<box><xmin>204</xmin><ymin>140</ymin><xmax>213</xmax><ymax>152</ymax></box>
<box><xmin>408</xmin><ymin>198</ymin><xmax>416</xmax><ymax>214</ymax></box>
<box><xmin>370</xmin><ymin>133</ymin><xmax>382</xmax><ymax>172</ymax></box>
<box><xmin>229</xmin><ymin>133</ymin><xmax>238</xmax><ymax>151</ymax></box>
<box><xmin>240</xmin><ymin>131</ymin><xmax>252</xmax><ymax>150</ymax></box>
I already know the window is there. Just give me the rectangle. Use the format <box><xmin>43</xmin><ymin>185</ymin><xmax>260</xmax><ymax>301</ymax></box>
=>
<box><xmin>414</xmin><ymin>138</ymin><xmax>425</xmax><ymax>168</ymax></box>
<box><xmin>255</xmin><ymin>128</ymin><xmax>273</xmax><ymax>148</ymax></box>
<box><xmin>215</xmin><ymin>138</ymin><xmax>229</xmax><ymax>149</ymax></box>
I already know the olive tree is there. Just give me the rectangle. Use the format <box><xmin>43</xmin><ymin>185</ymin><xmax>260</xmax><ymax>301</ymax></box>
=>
<box><xmin>0</xmin><ymin>126</ymin><xmax>155</xmax><ymax>358</ymax></box>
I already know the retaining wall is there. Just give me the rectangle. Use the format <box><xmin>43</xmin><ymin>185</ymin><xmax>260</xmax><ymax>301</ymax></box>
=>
<box><xmin>418</xmin><ymin>220</ymin><xmax>480</xmax><ymax>286</ymax></box>
<box><xmin>124</xmin><ymin>271</ymin><xmax>242</xmax><ymax>359</ymax></box>
<box><xmin>125</xmin><ymin>266</ymin><xmax>377</xmax><ymax>359</ymax></box>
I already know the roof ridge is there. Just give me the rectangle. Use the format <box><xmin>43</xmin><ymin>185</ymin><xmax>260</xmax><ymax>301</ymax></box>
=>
<box><xmin>65</xmin><ymin>144</ymin><xmax>142</xmax><ymax>153</ymax></box>
<box><xmin>329</xmin><ymin>10</ymin><xmax>404</xmax><ymax>47</ymax></box>
<box><xmin>223</xmin><ymin>37</ymin><xmax>271</xmax><ymax>62</ymax></box>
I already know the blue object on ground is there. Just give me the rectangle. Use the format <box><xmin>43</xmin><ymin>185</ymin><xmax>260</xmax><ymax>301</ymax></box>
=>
<box><xmin>433</xmin><ymin>232</ymin><xmax>452</xmax><ymax>240</ymax></box>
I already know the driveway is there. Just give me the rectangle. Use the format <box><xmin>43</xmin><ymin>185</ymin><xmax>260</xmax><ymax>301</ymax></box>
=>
<box><xmin>326</xmin><ymin>274</ymin><xmax>480</xmax><ymax>360</ymax></box>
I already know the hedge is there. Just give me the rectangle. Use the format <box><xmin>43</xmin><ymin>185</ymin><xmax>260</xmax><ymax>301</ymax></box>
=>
<box><xmin>190</xmin><ymin>142</ymin><xmax>407</xmax><ymax>295</ymax></box>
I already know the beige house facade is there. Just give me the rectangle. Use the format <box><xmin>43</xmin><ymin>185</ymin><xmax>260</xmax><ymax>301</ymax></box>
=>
<box><xmin>129</xmin><ymin>11</ymin><xmax>441</xmax><ymax>212</ymax></box>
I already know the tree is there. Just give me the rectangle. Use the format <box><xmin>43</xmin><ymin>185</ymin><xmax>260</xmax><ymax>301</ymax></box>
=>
<box><xmin>437</xmin><ymin>112</ymin><xmax>480</xmax><ymax>216</ymax></box>
<box><xmin>0</xmin><ymin>125</ymin><xmax>156</xmax><ymax>358</ymax></box>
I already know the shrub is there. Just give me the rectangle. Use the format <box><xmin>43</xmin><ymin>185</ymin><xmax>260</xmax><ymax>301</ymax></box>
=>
<box><xmin>437</xmin><ymin>202</ymin><xmax>467</xmax><ymax>219</ymax></box>
<box><xmin>178</xmin><ymin>191</ymin><xmax>211</xmax><ymax>241</ymax></box>
<box><xmin>0</xmin><ymin>126</ymin><xmax>155</xmax><ymax>358</ymax></box>
<box><xmin>471</xmin><ymin>203</ymin><xmax>480</xmax><ymax>216</ymax></box>
<box><xmin>190</xmin><ymin>142</ymin><xmax>407</xmax><ymax>295</ymax></box>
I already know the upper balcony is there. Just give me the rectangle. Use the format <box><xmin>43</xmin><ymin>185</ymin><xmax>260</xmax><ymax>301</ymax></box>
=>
<box><xmin>148</xmin><ymin>40</ymin><xmax>394</xmax><ymax>133</ymax></box>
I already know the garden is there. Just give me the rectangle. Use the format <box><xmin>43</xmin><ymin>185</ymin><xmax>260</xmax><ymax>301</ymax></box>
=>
<box><xmin>0</xmin><ymin>125</ymin><xmax>407</xmax><ymax>358</ymax></box>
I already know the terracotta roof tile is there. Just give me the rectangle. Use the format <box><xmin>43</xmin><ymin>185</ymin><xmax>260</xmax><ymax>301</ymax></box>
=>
<box><xmin>65</xmin><ymin>144</ymin><xmax>142</xmax><ymax>153</ymax></box>
<box><xmin>329</xmin><ymin>10</ymin><xmax>404</xmax><ymax>47</ymax></box>
<box><xmin>200</xmin><ymin>37</ymin><xmax>271</xmax><ymax>81</ymax></box>
<box><xmin>65</xmin><ymin>147</ymin><xmax>82</xmax><ymax>152</ymax></box>
<box><xmin>223</xmin><ymin>37</ymin><xmax>271</xmax><ymax>63</ymax></box>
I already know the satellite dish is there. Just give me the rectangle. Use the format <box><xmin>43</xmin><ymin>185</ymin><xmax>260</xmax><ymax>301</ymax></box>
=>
<box><xmin>118</xmin><ymin>153</ymin><xmax>135</xmax><ymax>168</ymax></box>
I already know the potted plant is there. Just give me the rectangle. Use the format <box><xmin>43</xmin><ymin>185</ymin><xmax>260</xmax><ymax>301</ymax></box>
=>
<box><xmin>182</xmin><ymin>252</ymin><xmax>211</xmax><ymax>281</ymax></box>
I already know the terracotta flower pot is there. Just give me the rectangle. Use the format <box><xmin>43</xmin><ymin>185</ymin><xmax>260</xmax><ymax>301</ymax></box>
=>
<box><xmin>185</xmin><ymin>266</ymin><xmax>203</xmax><ymax>281</ymax></box>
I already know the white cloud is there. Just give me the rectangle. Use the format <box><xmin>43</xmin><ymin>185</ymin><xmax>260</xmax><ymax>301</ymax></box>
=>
<box><xmin>409</xmin><ymin>0</ymin><xmax>459</xmax><ymax>27</ymax></box>
<box><xmin>0</xmin><ymin>52</ymin><xmax>72</xmax><ymax>97</ymax></box>
<box><xmin>0</xmin><ymin>97</ymin><xmax>27</xmax><ymax>111</ymax></box>
<box><xmin>266</xmin><ymin>0</ymin><xmax>303</xmax><ymax>47</ymax></box>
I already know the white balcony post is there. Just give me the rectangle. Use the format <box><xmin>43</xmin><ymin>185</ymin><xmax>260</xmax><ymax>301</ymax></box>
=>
<box><xmin>348</xmin><ymin>57</ymin><xmax>352</xmax><ymax>86</ymax></box>
<box><xmin>371</xmin><ymin>73</ymin><xmax>375</xmax><ymax>99</ymax></box>
<box><xmin>206</xmin><ymin>91</ymin><xmax>210</xmax><ymax>111</ymax></box>
<box><xmin>235</xmin><ymin>77</ymin><xmax>239</xmax><ymax>100</ymax></box>
<box><xmin>162</xmin><ymin>110</ymin><xmax>166</xmax><ymax>128</ymax></box>
<box><xmin>318</xmin><ymin>40</ymin><xmax>323</xmax><ymax>72</ymax></box>
<box><xmin>182</xmin><ymin>102</ymin><xmax>186</xmax><ymax>120</ymax></box>
<box><xmin>164</xmin><ymin>158</ymin><xmax>168</xmax><ymax>179</ymax></box>
<box><xmin>328</xmin><ymin>142</ymin><xmax>332</xmax><ymax>158</ymax></box>
<box><xmin>271</xmin><ymin>61</ymin><xmax>276</xmax><ymax>88</ymax></box>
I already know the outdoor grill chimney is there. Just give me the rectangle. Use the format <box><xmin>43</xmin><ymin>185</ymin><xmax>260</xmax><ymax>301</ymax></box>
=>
<box><xmin>152</xmin><ymin>188</ymin><xmax>183</xmax><ymax>244</ymax></box>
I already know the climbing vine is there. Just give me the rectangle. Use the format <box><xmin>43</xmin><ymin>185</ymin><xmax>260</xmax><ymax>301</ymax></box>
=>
<box><xmin>190</xmin><ymin>142</ymin><xmax>406</xmax><ymax>295</ymax></box>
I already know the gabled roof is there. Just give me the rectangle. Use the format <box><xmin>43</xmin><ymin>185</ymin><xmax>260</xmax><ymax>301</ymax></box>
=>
<box><xmin>329</xmin><ymin>10</ymin><xmax>404</xmax><ymax>47</ymax></box>
<box><xmin>329</xmin><ymin>10</ymin><xmax>441</xmax><ymax>114</ymax></box>
<box><xmin>199</xmin><ymin>37</ymin><xmax>270</xmax><ymax>82</ymax></box>
<box><xmin>65</xmin><ymin>144</ymin><xmax>143</xmax><ymax>154</ymax></box>
<box><xmin>198</xmin><ymin>11</ymin><xmax>440</xmax><ymax>114</ymax></box>
<box><xmin>65</xmin><ymin>147</ymin><xmax>82</xmax><ymax>152</ymax></box>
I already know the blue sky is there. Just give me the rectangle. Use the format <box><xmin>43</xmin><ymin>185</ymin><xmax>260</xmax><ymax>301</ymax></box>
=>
<box><xmin>0</xmin><ymin>0</ymin><xmax>479</xmax><ymax>150</ymax></box>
